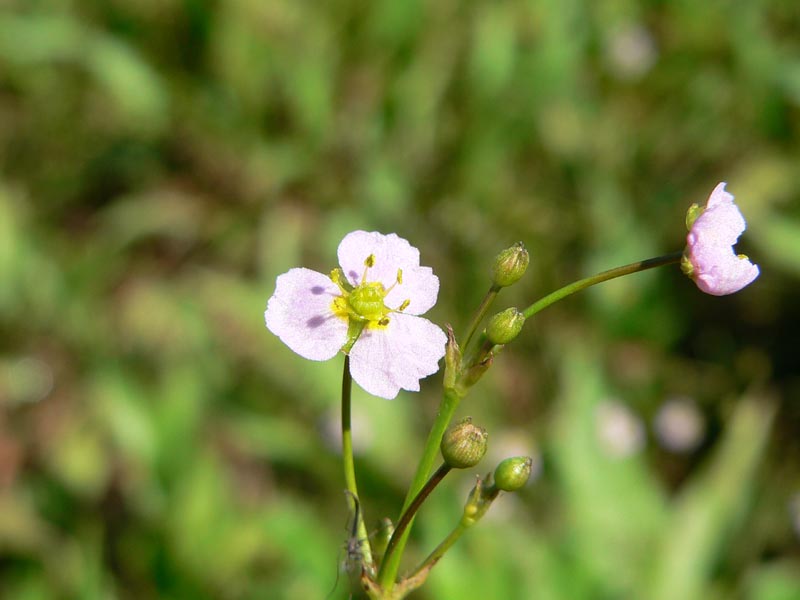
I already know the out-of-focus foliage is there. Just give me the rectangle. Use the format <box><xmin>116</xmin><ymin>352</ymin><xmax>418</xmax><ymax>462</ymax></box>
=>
<box><xmin>0</xmin><ymin>1</ymin><xmax>798</xmax><ymax>598</ymax></box>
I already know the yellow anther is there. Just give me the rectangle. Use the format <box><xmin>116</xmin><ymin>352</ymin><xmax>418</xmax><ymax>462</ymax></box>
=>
<box><xmin>359</xmin><ymin>254</ymin><xmax>377</xmax><ymax>286</ymax></box>
<box><xmin>385</xmin><ymin>269</ymin><xmax>404</xmax><ymax>296</ymax></box>
<box><xmin>398</xmin><ymin>299</ymin><xmax>410</xmax><ymax>312</ymax></box>
<box><xmin>330</xmin><ymin>268</ymin><xmax>351</xmax><ymax>293</ymax></box>
<box><xmin>337</xmin><ymin>253</ymin><xmax>407</xmax><ymax>329</ymax></box>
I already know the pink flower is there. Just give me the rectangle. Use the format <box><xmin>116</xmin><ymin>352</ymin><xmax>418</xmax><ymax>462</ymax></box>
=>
<box><xmin>682</xmin><ymin>182</ymin><xmax>759</xmax><ymax>296</ymax></box>
<box><xmin>264</xmin><ymin>231</ymin><xmax>447</xmax><ymax>399</ymax></box>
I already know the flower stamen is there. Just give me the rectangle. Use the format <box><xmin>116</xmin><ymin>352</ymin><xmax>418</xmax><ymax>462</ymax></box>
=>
<box><xmin>330</xmin><ymin>268</ymin><xmax>351</xmax><ymax>293</ymax></box>
<box><xmin>329</xmin><ymin>256</ymin><xmax>408</xmax><ymax>329</ymax></box>
<box><xmin>358</xmin><ymin>254</ymin><xmax>377</xmax><ymax>286</ymax></box>
<box><xmin>384</xmin><ymin>269</ymin><xmax>403</xmax><ymax>295</ymax></box>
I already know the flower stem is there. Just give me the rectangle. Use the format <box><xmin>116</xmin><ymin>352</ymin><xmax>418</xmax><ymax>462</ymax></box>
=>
<box><xmin>376</xmin><ymin>252</ymin><xmax>682</xmax><ymax>594</ymax></box>
<box><xmin>341</xmin><ymin>355</ymin><xmax>374</xmax><ymax>570</ymax></box>
<box><xmin>410</xmin><ymin>484</ymin><xmax>500</xmax><ymax>580</ymax></box>
<box><xmin>462</xmin><ymin>285</ymin><xmax>500</xmax><ymax>352</ymax></box>
<box><xmin>522</xmin><ymin>252</ymin><xmax>683</xmax><ymax>320</ymax></box>
<box><xmin>411</xmin><ymin>522</ymin><xmax>465</xmax><ymax>577</ymax></box>
<box><xmin>376</xmin><ymin>387</ymin><xmax>464</xmax><ymax>591</ymax></box>
<box><xmin>381</xmin><ymin>463</ymin><xmax>452</xmax><ymax>570</ymax></box>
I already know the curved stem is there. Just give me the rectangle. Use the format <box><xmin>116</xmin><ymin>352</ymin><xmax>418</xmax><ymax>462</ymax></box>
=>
<box><xmin>341</xmin><ymin>356</ymin><xmax>373</xmax><ymax>569</ymax></box>
<box><xmin>411</xmin><ymin>522</ymin><xmax>465</xmax><ymax>577</ymax></box>
<box><xmin>462</xmin><ymin>284</ymin><xmax>500</xmax><ymax>352</ymax></box>
<box><xmin>376</xmin><ymin>388</ymin><xmax>463</xmax><ymax>591</ymax></box>
<box><xmin>377</xmin><ymin>251</ymin><xmax>682</xmax><ymax>594</ymax></box>
<box><xmin>381</xmin><ymin>463</ymin><xmax>452</xmax><ymax>570</ymax></box>
<box><xmin>522</xmin><ymin>252</ymin><xmax>683</xmax><ymax>319</ymax></box>
<box><xmin>409</xmin><ymin>484</ymin><xmax>500</xmax><ymax>580</ymax></box>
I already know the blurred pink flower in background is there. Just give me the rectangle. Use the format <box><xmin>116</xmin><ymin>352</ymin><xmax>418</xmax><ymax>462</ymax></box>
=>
<box><xmin>682</xmin><ymin>182</ymin><xmax>759</xmax><ymax>296</ymax></box>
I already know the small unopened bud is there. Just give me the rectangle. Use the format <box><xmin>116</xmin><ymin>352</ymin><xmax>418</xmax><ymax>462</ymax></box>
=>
<box><xmin>456</xmin><ymin>354</ymin><xmax>493</xmax><ymax>394</ymax></box>
<box><xmin>443</xmin><ymin>324</ymin><xmax>462</xmax><ymax>390</ymax></box>
<box><xmin>372</xmin><ymin>517</ymin><xmax>394</xmax><ymax>563</ymax></box>
<box><xmin>441</xmin><ymin>417</ymin><xmax>488</xmax><ymax>469</ymax></box>
<box><xmin>485</xmin><ymin>307</ymin><xmax>525</xmax><ymax>345</ymax></box>
<box><xmin>491</xmin><ymin>242</ymin><xmax>529</xmax><ymax>288</ymax></box>
<box><xmin>493</xmin><ymin>456</ymin><xmax>533</xmax><ymax>492</ymax></box>
<box><xmin>461</xmin><ymin>475</ymin><xmax>496</xmax><ymax>526</ymax></box>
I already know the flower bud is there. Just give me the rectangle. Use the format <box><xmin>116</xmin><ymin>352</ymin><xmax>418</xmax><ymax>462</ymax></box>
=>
<box><xmin>372</xmin><ymin>517</ymin><xmax>394</xmax><ymax>563</ymax></box>
<box><xmin>485</xmin><ymin>307</ymin><xmax>525</xmax><ymax>345</ymax></box>
<box><xmin>490</xmin><ymin>242</ymin><xmax>529</xmax><ymax>288</ymax></box>
<box><xmin>493</xmin><ymin>456</ymin><xmax>533</xmax><ymax>492</ymax></box>
<box><xmin>443</xmin><ymin>324</ymin><xmax>462</xmax><ymax>390</ymax></box>
<box><xmin>441</xmin><ymin>417</ymin><xmax>488</xmax><ymax>469</ymax></box>
<box><xmin>455</xmin><ymin>354</ymin><xmax>493</xmax><ymax>395</ymax></box>
<box><xmin>461</xmin><ymin>475</ymin><xmax>496</xmax><ymax>526</ymax></box>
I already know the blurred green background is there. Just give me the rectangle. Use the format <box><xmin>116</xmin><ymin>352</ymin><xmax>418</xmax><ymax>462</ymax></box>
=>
<box><xmin>1</xmin><ymin>1</ymin><xmax>799</xmax><ymax>599</ymax></box>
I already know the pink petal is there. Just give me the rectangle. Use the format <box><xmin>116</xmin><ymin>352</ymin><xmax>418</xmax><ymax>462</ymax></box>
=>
<box><xmin>690</xmin><ymin>182</ymin><xmax>746</xmax><ymax>248</ymax></box>
<box><xmin>686</xmin><ymin>182</ymin><xmax>759</xmax><ymax>296</ymax></box>
<box><xmin>705</xmin><ymin>181</ymin><xmax>734</xmax><ymax>209</ymax></box>
<box><xmin>337</xmin><ymin>231</ymin><xmax>440</xmax><ymax>315</ymax></box>
<box><xmin>264</xmin><ymin>268</ymin><xmax>349</xmax><ymax>360</ymax></box>
<box><xmin>348</xmin><ymin>313</ymin><xmax>447</xmax><ymax>399</ymax></box>
<box><xmin>694</xmin><ymin>255</ymin><xmax>760</xmax><ymax>296</ymax></box>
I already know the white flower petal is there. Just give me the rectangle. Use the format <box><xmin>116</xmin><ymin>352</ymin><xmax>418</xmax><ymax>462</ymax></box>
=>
<box><xmin>264</xmin><ymin>268</ymin><xmax>349</xmax><ymax>361</ymax></box>
<box><xmin>348</xmin><ymin>313</ymin><xmax>447</xmax><ymax>399</ymax></box>
<box><xmin>385</xmin><ymin>265</ymin><xmax>440</xmax><ymax>316</ymax></box>
<box><xmin>338</xmin><ymin>231</ymin><xmax>421</xmax><ymax>288</ymax></box>
<box><xmin>337</xmin><ymin>231</ymin><xmax>440</xmax><ymax>315</ymax></box>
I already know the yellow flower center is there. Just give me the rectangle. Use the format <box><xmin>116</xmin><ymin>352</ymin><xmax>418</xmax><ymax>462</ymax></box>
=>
<box><xmin>330</xmin><ymin>254</ymin><xmax>410</xmax><ymax>330</ymax></box>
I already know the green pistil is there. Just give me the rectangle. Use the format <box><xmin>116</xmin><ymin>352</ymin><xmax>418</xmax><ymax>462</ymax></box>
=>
<box><xmin>349</xmin><ymin>282</ymin><xmax>391</xmax><ymax>322</ymax></box>
<box><xmin>329</xmin><ymin>256</ymin><xmax>409</xmax><ymax>333</ymax></box>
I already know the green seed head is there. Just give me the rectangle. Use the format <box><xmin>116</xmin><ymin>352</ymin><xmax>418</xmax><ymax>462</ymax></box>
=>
<box><xmin>491</xmin><ymin>242</ymin><xmax>530</xmax><ymax>288</ymax></box>
<box><xmin>441</xmin><ymin>417</ymin><xmax>488</xmax><ymax>469</ymax></box>
<box><xmin>486</xmin><ymin>307</ymin><xmax>526</xmax><ymax>345</ymax></box>
<box><xmin>493</xmin><ymin>456</ymin><xmax>533</xmax><ymax>492</ymax></box>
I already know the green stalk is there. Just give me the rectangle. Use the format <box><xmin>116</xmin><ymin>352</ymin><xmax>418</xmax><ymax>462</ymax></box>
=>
<box><xmin>342</xmin><ymin>355</ymin><xmax>373</xmax><ymax>569</ymax></box>
<box><xmin>410</xmin><ymin>522</ymin><xmax>465</xmax><ymax>577</ymax></box>
<box><xmin>461</xmin><ymin>284</ymin><xmax>500</xmax><ymax>351</ymax></box>
<box><xmin>381</xmin><ymin>463</ymin><xmax>452</xmax><ymax>570</ymax></box>
<box><xmin>376</xmin><ymin>388</ymin><xmax>463</xmax><ymax>591</ymax></box>
<box><xmin>376</xmin><ymin>250</ymin><xmax>682</xmax><ymax>594</ymax></box>
<box><xmin>522</xmin><ymin>252</ymin><xmax>683</xmax><ymax>319</ymax></box>
<box><xmin>410</xmin><ymin>484</ymin><xmax>500</xmax><ymax>580</ymax></box>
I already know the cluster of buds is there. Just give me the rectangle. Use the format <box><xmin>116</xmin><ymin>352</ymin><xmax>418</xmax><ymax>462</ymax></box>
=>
<box><xmin>445</xmin><ymin>242</ymin><xmax>531</xmax><ymax>398</ymax></box>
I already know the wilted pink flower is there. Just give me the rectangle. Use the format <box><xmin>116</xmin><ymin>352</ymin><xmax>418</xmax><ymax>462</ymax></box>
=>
<box><xmin>682</xmin><ymin>182</ymin><xmax>759</xmax><ymax>296</ymax></box>
<box><xmin>264</xmin><ymin>231</ymin><xmax>447</xmax><ymax>399</ymax></box>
